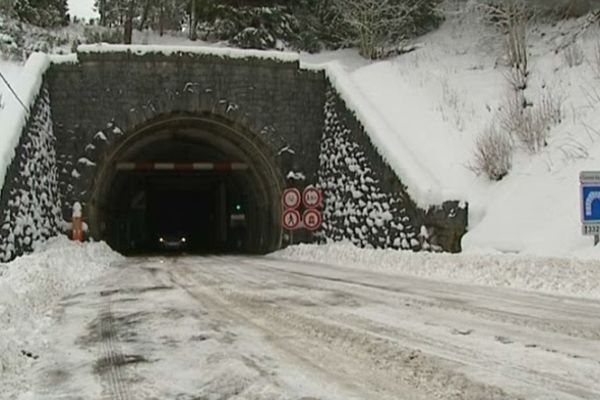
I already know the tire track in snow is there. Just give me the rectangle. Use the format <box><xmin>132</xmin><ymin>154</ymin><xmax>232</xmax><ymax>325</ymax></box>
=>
<box><xmin>96</xmin><ymin>299</ymin><xmax>133</xmax><ymax>400</ymax></box>
<box><xmin>165</xmin><ymin>257</ymin><xmax>390</xmax><ymax>400</ymax></box>
<box><xmin>240</xmin><ymin>256</ymin><xmax>600</xmax><ymax>340</ymax></box>
<box><xmin>172</xmin><ymin>257</ymin><xmax>516</xmax><ymax>400</ymax></box>
<box><xmin>182</xmin><ymin>256</ymin><xmax>600</xmax><ymax>400</ymax></box>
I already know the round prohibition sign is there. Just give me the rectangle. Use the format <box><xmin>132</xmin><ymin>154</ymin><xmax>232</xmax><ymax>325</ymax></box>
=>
<box><xmin>282</xmin><ymin>188</ymin><xmax>301</xmax><ymax>210</ymax></box>
<box><xmin>303</xmin><ymin>186</ymin><xmax>323</xmax><ymax>209</ymax></box>
<box><xmin>303</xmin><ymin>209</ymin><xmax>322</xmax><ymax>231</ymax></box>
<box><xmin>282</xmin><ymin>209</ymin><xmax>302</xmax><ymax>230</ymax></box>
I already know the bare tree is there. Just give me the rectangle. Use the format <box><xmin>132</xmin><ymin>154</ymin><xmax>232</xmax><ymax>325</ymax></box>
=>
<box><xmin>480</xmin><ymin>0</ymin><xmax>529</xmax><ymax>74</ymax></box>
<box><xmin>470</xmin><ymin>124</ymin><xmax>513</xmax><ymax>181</ymax></box>
<box><xmin>330</xmin><ymin>0</ymin><xmax>431</xmax><ymax>59</ymax></box>
<box><xmin>123</xmin><ymin>0</ymin><xmax>136</xmax><ymax>44</ymax></box>
<box><xmin>189</xmin><ymin>0</ymin><xmax>197</xmax><ymax>41</ymax></box>
<box><xmin>138</xmin><ymin>0</ymin><xmax>155</xmax><ymax>31</ymax></box>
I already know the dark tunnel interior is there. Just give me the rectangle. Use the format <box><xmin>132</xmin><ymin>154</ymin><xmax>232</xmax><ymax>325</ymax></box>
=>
<box><xmin>112</xmin><ymin>170</ymin><xmax>248</xmax><ymax>254</ymax></box>
<box><xmin>92</xmin><ymin>117</ymin><xmax>283</xmax><ymax>255</ymax></box>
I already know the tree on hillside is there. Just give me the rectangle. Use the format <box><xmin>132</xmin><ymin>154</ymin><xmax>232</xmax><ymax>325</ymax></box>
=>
<box><xmin>13</xmin><ymin>0</ymin><xmax>69</xmax><ymax>27</ymax></box>
<box><xmin>123</xmin><ymin>0</ymin><xmax>135</xmax><ymax>43</ymax></box>
<box><xmin>95</xmin><ymin>0</ymin><xmax>126</xmax><ymax>27</ymax></box>
<box><xmin>189</xmin><ymin>0</ymin><xmax>196</xmax><ymax>40</ymax></box>
<box><xmin>329</xmin><ymin>0</ymin><xmax>442</xmax><ymax>59</ymax></box>
<box><xmin>94</xmin><ymin>0</ymin><xmax>190</xmax><ymax>39</ymax></box>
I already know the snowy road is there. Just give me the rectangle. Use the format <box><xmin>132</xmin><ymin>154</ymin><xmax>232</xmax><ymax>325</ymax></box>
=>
<box><xmin>20</xmin><ymin>255</ymin><xmax>600</xmax><ymax>400</ymax></box>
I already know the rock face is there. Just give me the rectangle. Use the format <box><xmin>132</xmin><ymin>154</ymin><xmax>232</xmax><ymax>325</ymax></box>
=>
<box><xmin>318</xmin><ymin>86</ymin><xmax>467</xmax><ymax>252</ymax></box>
<box><xmin>0</xmin><ymin>85</ymin><xmax>62</xmax><ymax>261</ymax></box>
<box><xmin>0</xmin><ymin>50</ymin><xmax>467</xmax><ymax>261</ymax></box>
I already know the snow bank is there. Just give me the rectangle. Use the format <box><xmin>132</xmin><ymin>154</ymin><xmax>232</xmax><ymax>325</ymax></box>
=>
<box><xmin>273</xmin><ymin>243</ymin><xmax>600</xmax><ymax>299</ymax></box>
<box><xmin>77</xmin><ymin>43</ymin><xmax>300</xmax><ymax>63</ymax></box>
<box><xmin>0</xmin><ymin>236</ymin><xmax>122</xmax><ymax>379</ymax></box>
<box><xmin>0</xmin><ymin>53</ymin><xmax>50</xmax><ymax>191</ymax></box>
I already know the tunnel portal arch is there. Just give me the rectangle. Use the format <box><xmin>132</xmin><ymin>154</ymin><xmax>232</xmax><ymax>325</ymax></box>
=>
<box><xmin>89</xmin><ymin>112</ymin><xmax>285</xmax><ymax>254</ymax></box>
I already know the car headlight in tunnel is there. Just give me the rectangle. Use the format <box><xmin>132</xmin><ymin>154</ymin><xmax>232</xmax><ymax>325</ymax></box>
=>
<box><xmin>159</xmin><ymin>237</ymin><xmax>164</xmax><ymax>243</ymax></box>
<box><xmin>181</xmin><ymin>237</ymin><xmax>187</xmax><ymax>243</ymax></box>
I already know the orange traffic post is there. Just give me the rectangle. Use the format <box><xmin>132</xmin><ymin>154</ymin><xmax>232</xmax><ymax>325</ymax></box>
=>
<box><xmin>72</xmin><ymin>202</ymin><xmax>83</xmax><ymax>242</ymax></box>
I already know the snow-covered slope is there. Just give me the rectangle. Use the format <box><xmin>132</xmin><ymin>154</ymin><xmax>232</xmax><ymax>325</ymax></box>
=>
<box><xmin>275</xmin><ymin>243</ymin><xmax>600</xmax><ymax>299</ymax></box>
<box><xmin>0</xmin><ymin>55</ymin><xmax>52</xmax><ymax>192</ymax></box>
<box><xmin>303</xmin><ymin>8</ymin><xmax>600</xmax><ymax>257</ymax></box>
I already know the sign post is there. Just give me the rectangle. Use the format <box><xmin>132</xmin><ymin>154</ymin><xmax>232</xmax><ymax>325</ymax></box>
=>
<box><xmin>281</xmin><ymin>186</ymin><xmax>324</xmax><ymax>243</ymax></box>
<box><xmin>580</xmin><ymin>171</ymin><xmax>600</xmax><ymax>245</ymax></box>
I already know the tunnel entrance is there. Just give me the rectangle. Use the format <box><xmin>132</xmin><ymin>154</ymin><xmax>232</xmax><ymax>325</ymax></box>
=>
<box><xmin>89</xmin><ymin>114</ymin><xmax>284</xmax><ymax>254</ymax></box>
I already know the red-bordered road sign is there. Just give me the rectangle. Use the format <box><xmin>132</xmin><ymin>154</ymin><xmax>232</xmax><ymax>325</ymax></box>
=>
<box><xmin>303</xmin><ymin>209</ymin><xmax>322</xmax><ymax>231</ymax></box>
<box><xmin>302</xmin><ymin>186</ymin><xmax>323</xmax><ymax>209</ymax></box>
<box><xmin>282</xmin><ymin>188</ymin><xmax>301</xmax><ymax>209</ymax></box>
<box><xmin>282</xmin><ymin>209</ymin><xmax>302</xmax><ymax>230</ymax></box>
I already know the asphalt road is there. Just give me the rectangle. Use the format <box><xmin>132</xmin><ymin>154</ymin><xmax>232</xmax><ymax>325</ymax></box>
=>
<box><xmin>21</xmin><ymin>255</ymin><xmax>600</xmax><ymax>400</ymax></box>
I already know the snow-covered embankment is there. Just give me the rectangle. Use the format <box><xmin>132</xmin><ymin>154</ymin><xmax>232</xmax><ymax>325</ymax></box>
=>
<box><xmin>274</xmin><ymin>243</ymin><xmax>600</xmax><ymax>300</ymax></box>
<box><xmin>0</xmin><ymin>237</ymin><xmax>122</xmax><ymax>386</ymax></box>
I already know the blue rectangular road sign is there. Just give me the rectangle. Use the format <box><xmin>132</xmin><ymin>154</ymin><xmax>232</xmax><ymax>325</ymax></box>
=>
<box><xmin>581</xmin><ymin>185</ymin><xmax>600</xmax><ymax>223</ymax></box>
<box><xmin>580</xmin><ymin>171</ymin><xmax>600</xmax><ymax>237</ymax></box>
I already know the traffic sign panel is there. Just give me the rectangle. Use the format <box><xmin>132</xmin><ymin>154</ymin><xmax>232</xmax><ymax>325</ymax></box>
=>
<box><xmin>282</xmin><ymin>209</ymin><xmax>301</xmax><ymax>230</ymax></box>
<box><xmin>282</xmin><ymin>188</ymin><xmax>301</xmax><ymax>210</ymax></box>
<box><xmin>582</xmin><ymin>184</ymin><xmax>600</xmax><ymax>223</ymax></box>
<box><xmin>303</xmin><ymin>209</ymin><xmax>322</xmax><ymax>231</ymax></box>
<box><xmin>303</xmin><ymin>186</ymin><xmax>323</xmax><ymax>209</ymax></box>
<box><xmin>580</xmin><ymin>171</ymin><xmax>600</xmax><ymax>238</ymax></box>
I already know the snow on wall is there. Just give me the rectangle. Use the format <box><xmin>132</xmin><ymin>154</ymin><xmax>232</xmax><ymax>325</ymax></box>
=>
<box><xmin>57</xmin><ymin>120</ymin><xmax>125</xmax><ymax>219</ymax></box>
<box><xmin>0</xmin><ymin>53</ymin><xmax>50</xmax><ymax>192</ymax></box>
<box><xmin>317</xmin><ymin>87</ymin><xmax>433</xmax><ymax>251</ymax></box>
<box><xmin>318</xmin><ymin>62</ymin><xmax>451</xmax><ymax>208</ymax></box>
<box><xmin>77</xmin><ymin>43</ymin><xmax>300</xmax><ymax>63</ymax></box>
<box><xmin>0</xmin><ymin>85</ymin><xmax>62</xmax><ymax>262</ymax></box>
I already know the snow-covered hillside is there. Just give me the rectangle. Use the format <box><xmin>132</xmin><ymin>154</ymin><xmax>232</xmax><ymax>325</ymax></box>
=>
<box><xmin>0</xmin><ymin>59</ymin><xmax>21</xmax><ymax>110</ymax></box>
<box><xmin>0</xmin><ymin>59</ymin><xmax>26</xmax><ymax>186</ymax></box>
<box><xmin>304</xmin><ymin>7</ymin><xmax>600</xmax><ymax>257</ymax></box>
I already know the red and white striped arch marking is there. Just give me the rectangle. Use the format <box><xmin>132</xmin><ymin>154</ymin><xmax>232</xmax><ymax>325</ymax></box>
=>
<box><xmin>116</xmin><ymin>162</ymin><xmax>249</xmax><ymax>172</ymax></box>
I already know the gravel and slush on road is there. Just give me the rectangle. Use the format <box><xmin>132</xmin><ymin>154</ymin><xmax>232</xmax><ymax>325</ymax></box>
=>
<box><xmin>3</xmin><ymin>251</ymin><xmax>599</xmax><ymax>400</ymax></box>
